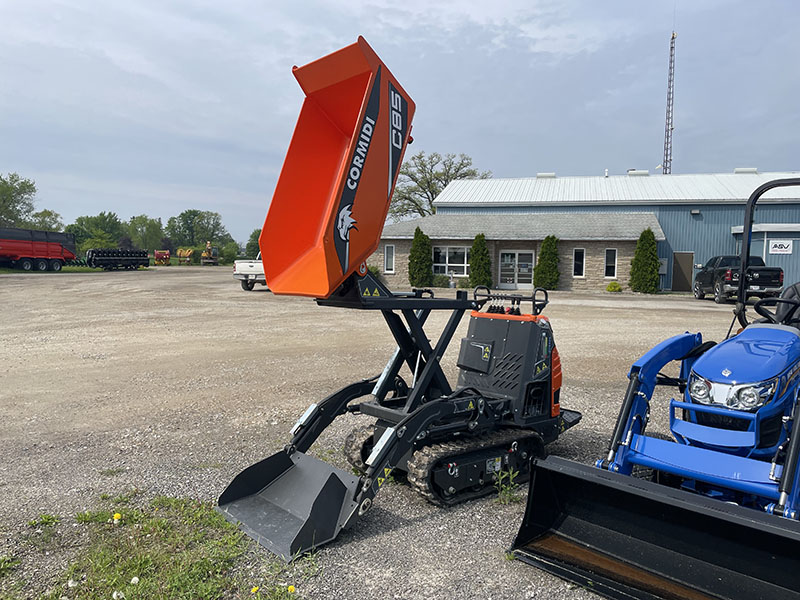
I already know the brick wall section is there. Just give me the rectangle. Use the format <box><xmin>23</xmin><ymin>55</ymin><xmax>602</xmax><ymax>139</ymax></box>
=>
<box><xmin>370</xmin><ymin>238</ymin><xmax>636</xmax><ymax>291</ymax></box>
<box><xmin>558</xmin><ymin>240</ymin><xmax>636</xmax><ymax>291</ymax></box>
<box><xmin>367</xmin><ymin>239</ymin><xmax>412</xmax><ymax>289</ymax></box>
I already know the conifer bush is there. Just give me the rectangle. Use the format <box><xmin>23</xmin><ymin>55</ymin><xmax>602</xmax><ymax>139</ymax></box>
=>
<box><xmin>408</xmin><ymin>227</ymin><xmax>433</xmax><ymax>287</ymax></box>
<box><xmin>534</xmin><ymin>235</ymin><xmax>560</xmax><ymax>289</ymax></box>
<box><xmin>630</xmin><ymin>228</ymin><xmax>660</xmax><ymax>293</ymax></box>
<box><xmin>469</xmin><ymin>233</ymin><xmax>492</xmax><ymax>288</ymax></box>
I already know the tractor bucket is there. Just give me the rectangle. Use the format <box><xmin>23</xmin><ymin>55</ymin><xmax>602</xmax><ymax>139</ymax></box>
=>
<box><xmin>260</xmin><ymin>36</ymin><xmax>415</xmax><ymax>299</ymax></box>
<box><xmin>217</xmin><ymin>451</ymin><xmax>360</xmax><ymax>560</ymax></box>
<box><xmin>512</xmin><ymin>457</ymin><xmax>800</xmax><ymax>600</ymax></box>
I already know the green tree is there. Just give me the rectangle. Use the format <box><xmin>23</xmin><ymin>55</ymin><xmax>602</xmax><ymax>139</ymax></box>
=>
<box><xmin>245</xmin><ymin>228</ymin><xmax>261</xmax><ymax>258</ymax></box>
<box><xmin>166</xmin><ymin>210</ymin><xmax>233</xmax><ymax>247</ymax></box>
<box><xmin>79</xmin><ymin>230</ymin><xmax>116</xmax><ymax>255</ymax></box>
<box><xmin>28</xmin><ymin>209</ymin><xmax>64</xmax><ymax>231</ymax></box>
<box><xmin>534</xmin><ymin>235</ymin><xmax>560</xmax><ymax>290</ymax></box>
<box><xmin>0</xmin><ymin>173</ymin><xmax>37</xmax><ymax>227</ymax></box>
<box><xmin>469</xmin><ymin>233</ymin><xmax>492</xmax><ymax>287</ymax></box>
<box><xmin>389</xmin><ymin>152</ymin><xmax>491</xmax><ymax>219</ymax></box>
<box><xmin>407</xmin><ymin>227</ymin><xmax>433</xmax><ymax>287</ymax></box>
<box><xmin>630</xmin><ymin>228</ymin><xmax>661</xmax><ymax>293</ymax></box>
<box><xmin>221</xmin><ymin>241</ymin><xmax>240</xmax><ymax>264</ymax></box>
<box><xmin>127</xmin><ymin>215</ymin><xmax>164</xmax><ymax>251</ymax></box>
<box><xmin>68</xmin><ymin>212</ymin><xmax>126</xmax><ymax>247</ymax></box>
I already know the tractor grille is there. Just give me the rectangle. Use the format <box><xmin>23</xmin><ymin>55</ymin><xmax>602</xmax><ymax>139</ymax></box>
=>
<box><xmin>695</xmin><ymin>412</ymin><xmax>783</xmax><ymax>448</ymax></box>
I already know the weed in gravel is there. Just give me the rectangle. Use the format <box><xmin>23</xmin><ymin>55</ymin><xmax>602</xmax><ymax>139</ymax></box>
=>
<box><xmin>23</xmin><ymin>514</ymin><xmax>61</xmax><ymax>550</ymax></box>
<box><xmin>0</xmin><ymin>556</ymin><xmax>20</xmax><ymax>578</ymax></box>
<box><xmin>45</xmin><ymin>497</ymin><xmax>314</xmax><ymax>600</ymax></box>
<box><xmin>503</xmin><ymin>551</ymin><xmax>516</xmax><ymax>561</ymax></box>
<box><xmin>99</xmin><ymin>467</ymin><xmax>126</xmax><ymax>477</ymax></box>
<box><xmin>188</xmin><ymin>461</ymin><xmax>224</xmax><ymax>470</ymax></box>
<box><xmin>111</xmin><ymin>488</ymin><xmax>141</xmax><ymax>505</ymax></box>
<box><xmin>27</xmin><ymin>514</ymin><xmax>59</xmax><ymax>528</ymax></box>
<box><xmin>494</xmin><ymin>468</ymin><xmax>522</xmax><ymax>505</ymax></box>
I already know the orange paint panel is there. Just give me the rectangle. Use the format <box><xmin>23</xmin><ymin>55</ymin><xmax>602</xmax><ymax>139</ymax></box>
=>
<box><xmin>551</xmin><ymin>347</ymin><xmax>562</xmax><ymax>417</ymax></box>
<box><xmin>469</xmin><ymin>311</ymin><xmax>549</xmax><ymax>323</ymax></box>
<box><xmin>260</xmin><ymin>37</ymin><xmax>415</xmax><ymax>298</ymax></box>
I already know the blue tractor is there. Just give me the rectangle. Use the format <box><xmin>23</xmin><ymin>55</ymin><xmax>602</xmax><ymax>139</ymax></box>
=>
<box><xmin>513</xmin><ymin>178</ymin><xmax>800</xmax><ymax>600</ymax></box>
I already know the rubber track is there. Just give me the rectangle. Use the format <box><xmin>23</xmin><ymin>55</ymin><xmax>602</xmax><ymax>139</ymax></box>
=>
<box><xmin>343</xmin><ymin>424</ymin><xmax>375</xmax><ymax>474</ymax></box>
<box><xmin>407</xmin><ymin>429</ymin><xmax>541</xmax><ymax>506</ymax></box>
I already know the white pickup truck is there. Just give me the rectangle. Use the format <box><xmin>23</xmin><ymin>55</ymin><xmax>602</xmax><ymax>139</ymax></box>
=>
<box><xmin>233</xmin><ymin>253</ymin><xmax>268</xmax><ymax>291</ymax></box>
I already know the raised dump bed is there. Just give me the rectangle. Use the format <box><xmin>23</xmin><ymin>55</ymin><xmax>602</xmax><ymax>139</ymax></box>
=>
<box><xmin>259</xmin><ymin>36</ymin><xmax>415</xmax><ymax>298</ymax></box>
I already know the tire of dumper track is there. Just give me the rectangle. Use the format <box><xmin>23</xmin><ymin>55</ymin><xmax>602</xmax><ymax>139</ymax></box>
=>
<box><xmin>343</xmin><ymin>424</ymin><xmax>376</xmax><ymax>474</ymax></box>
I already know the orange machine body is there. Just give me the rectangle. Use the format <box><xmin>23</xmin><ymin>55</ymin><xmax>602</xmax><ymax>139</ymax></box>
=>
<box><xmin>259</xmin><ymin>37</ymin><xmax>415</xmax><ymax>298</ymax></box>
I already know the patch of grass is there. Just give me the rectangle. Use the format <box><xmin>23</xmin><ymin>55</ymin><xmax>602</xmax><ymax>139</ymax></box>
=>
<box><xmin>27</xmin><ymin>514</ymin><xmax>59</xmax><ymax>528</ymax></box>
<box><xmin>99</xmin><ymin>467</ymin><xmax>126</xmax><ymax>477</ymax></box>
<box><xmin>494</xmin><ymin>468</ymin><xmax>522</xmax><ymax>505</ymax></box>
<box><xmin>46</xmin><ymin>499</ymin><xmax>239</xmax><ymax>600</ymax></box>
<box><xmin>111</xmin><ymin>488</ymin><xmax>141</xmax><ymax>505</ymax></box>
<box><xmin>24</xmin><ymin>514</ymin><xmax>61</xmax><ymax>549</ymax></box>
<box><xmin>0</xmin><ymin>556</ymin><xmax>20</xmax><ymax>578</ymax></box>
<box><xmin>503</xmin><ymin>551</ymin><xmax>516</xmax><ymax>561</ymax></box>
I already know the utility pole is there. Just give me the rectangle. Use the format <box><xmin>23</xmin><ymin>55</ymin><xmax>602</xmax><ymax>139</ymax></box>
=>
<box><xmin>662</xmin><ymin>31</ymin><xmax>677</xmax><ymax>174</ymax></box>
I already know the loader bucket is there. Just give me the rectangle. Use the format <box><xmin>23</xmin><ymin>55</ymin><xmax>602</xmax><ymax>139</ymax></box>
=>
<box><xmin>260</xmin><ymin>36</ymin><xmax>416</xmax><ymax>298</ymax></box>
<box><xmin>217</xmin><ymin>451</ymin><xmax>360</xmax><ymax>559</ymax></box>
<box><xmin>513</xmin><ymin>457</ymin><xmax>800</xmax><ymax>600</ymax></box>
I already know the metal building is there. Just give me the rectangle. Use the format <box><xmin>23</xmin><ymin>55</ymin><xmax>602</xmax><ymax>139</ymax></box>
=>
<box><xmin>422</xmin><ymin>169</ymin><xmax>800</xmax><ymax>291</ymax></box>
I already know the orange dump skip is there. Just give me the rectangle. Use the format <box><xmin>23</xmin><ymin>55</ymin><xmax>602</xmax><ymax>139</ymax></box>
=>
<box><xmin>260</xmin><ymin>37</ymin><xmax>416</xmax><ymax>298</ymax></box>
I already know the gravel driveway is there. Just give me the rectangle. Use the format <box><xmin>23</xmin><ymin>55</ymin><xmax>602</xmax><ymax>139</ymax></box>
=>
<box><xmin>0</xmin><ymin>268</ymin><xmax>737</xmax><ymax>599</ymax></box>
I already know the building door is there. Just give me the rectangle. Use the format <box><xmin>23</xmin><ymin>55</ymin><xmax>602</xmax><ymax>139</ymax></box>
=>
<box><xmin>499</xmin><ymin>251</ymin><xmax>534</xmax><ymax>289</ymax></box>
<box><xmin>672</xmin><ymin>252</ymin><xmax>694</xmax><ymax>292</ymax></box>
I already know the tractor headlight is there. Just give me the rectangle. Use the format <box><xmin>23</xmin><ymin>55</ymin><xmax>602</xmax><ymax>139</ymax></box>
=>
<box><xmin>689</xmin><ymin>375</ymin><xmax>711</xmax><ymax>403</ymax></box>
<box><xmin>689</xmin><ymin>371</ymin><xmax>777</xmax><ymax>411</ymax></box>
<box><xmin>726</xmin><ymin>379</ymin><xmax>777</xmax><ymax>411</ymax></box>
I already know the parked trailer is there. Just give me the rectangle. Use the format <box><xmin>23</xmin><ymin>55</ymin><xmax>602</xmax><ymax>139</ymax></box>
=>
<box><xmin>85</xmin><ymin>248</ymin><xmax>149</xmax><ymax>270</ymax></box>
<box><xmin>0</xmin><ymin>227</ymin><xmax>77</xmax><ymax>271</ymax></box>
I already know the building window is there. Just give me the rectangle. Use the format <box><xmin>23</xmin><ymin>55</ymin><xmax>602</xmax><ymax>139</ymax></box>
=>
<box><xmin>433</xmin><ymin>246</ymin><xmax>471</xmax><ymax>276</ymax></box>
<box><xmin>573</xmin><ymin>248</ymin><xmax>585</xmax><ymax>277</ymax></box>
<box><xmin>384</xmin><ymin>244</ymin><xmax>395</xmax><ymax>273</ymax></box>
<box><xmin>605</xmin><ymin>248</ymin><xmax>617</xmax><ymax>278</ymax></box>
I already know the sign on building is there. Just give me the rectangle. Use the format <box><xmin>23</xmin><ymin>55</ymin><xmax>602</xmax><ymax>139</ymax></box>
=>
<box><xmin>769</xmin><ymin>240</ymin><xmax>793</xmax><ymax>255</ymax></box>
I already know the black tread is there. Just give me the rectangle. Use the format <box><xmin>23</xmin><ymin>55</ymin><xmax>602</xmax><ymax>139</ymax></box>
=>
<box><xmin>406</xmin><ymin>429</ymin><xmax>542</xmax><ymax>506</ymax></box>
<box><xmin>343</xmin><ymin>424</ymin><xmax>376</xmax><ymax>474</ymax></box>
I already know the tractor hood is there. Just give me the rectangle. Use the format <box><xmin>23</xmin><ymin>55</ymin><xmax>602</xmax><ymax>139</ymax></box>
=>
<box><xmin>693</xmin><ymin>324</ymin><xmax>800</xmax><ymax>384</ymax></box>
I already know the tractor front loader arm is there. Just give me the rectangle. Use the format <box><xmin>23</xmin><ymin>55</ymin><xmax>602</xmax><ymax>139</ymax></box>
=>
<box><xmin>602</xmin><ymin>332</ymin><xmax>702</xmax><ymax>471</ymax></box>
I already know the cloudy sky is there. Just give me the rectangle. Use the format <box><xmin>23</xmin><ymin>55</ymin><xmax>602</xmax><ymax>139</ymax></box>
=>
<box><xmin>2</xmin><ymin>1</ymin><xmax>799</xmax><ymax>242</ymax></box>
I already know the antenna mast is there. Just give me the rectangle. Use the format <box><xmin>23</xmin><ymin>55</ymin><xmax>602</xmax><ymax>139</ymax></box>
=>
<box><xmin>662</xmin><ymin>31</ymin><xmax>677</xmax><ymax>174</ymax></box>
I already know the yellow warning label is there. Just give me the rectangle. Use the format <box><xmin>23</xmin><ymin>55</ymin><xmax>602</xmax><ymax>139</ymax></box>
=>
<box><xmin>363</xmin><ymin>288</ymin><xmax>371</xmax><ymax>296</ymax></box>
<box><xmin>384</xmin><ymin>467</ymin><xmax>392</xmax><ymax>477</ymax></box>
<box><xmin>377</xmin><ymin>477</ymin><xmax>385</xmax><ymax>487</ymax></box>
<box><xmin>373</xmin><ymin>288</ymin><xmax>381</xmax><ymax>296</ymax></box>
<box><xmin>467</xmin><ymin>400</ymin><xmax>474</xmax><ymax>410</ymax></box>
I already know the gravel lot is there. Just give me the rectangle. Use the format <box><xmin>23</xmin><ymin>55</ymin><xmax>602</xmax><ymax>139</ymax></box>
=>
<box><xmin>0</xmin><ymin>267</ymin><xmax>737</xmax><ymax>599</ymax></box>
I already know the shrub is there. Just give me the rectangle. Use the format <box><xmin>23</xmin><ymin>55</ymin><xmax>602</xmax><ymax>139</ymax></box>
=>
<box><xmin>432</xmin><ymin>274</ymin><xmax>450</xmax><ymax>288</ymax></box>
<box><xmin>630</xmin><ymin>228</ymin><xmax>660</xmax><ymax>293</ymax></box>
<box><xmin>606</xmin><ymin>281</ymin><xmax>623</xmax><ymax>293</ymax></box>
<box><xmin>534</xmin><ymin>235</ymin><xmax>559</xmax><ymax>289</ymax></box>
<box><xmin>457</xmin><ymin>277</ymin><xmax>472</xmax><ymax>289</ymax></box>
<box><xmin>469</xmin><ymin>233</ymin><xmax>492</xmax><ymax>287</ymax></box>
<box><xmin>407</xmin><ymin>227</ymin><xmax>433</xmax><ymax>287</ymax></box>
<box><xmin>367</xmin><ymin>265</ymin><xmax>385</xmax><ymax>283</ymax></box>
